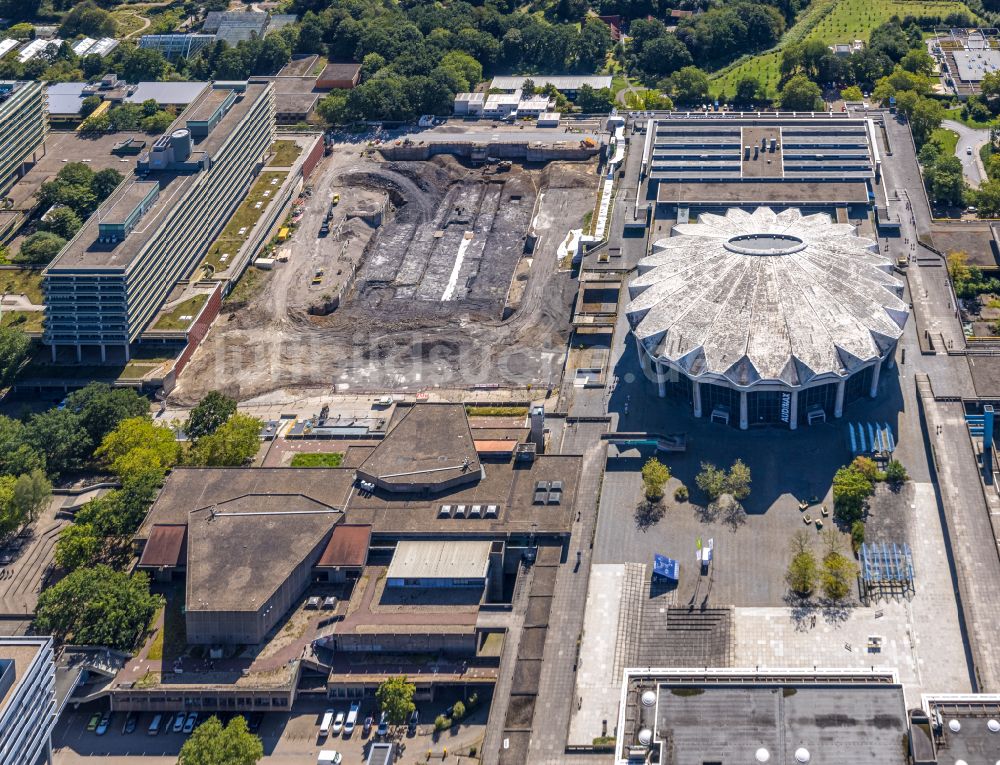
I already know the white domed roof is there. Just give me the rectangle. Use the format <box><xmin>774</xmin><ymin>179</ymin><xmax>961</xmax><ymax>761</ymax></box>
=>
<box><xmin>794</xmin><ymin>747</ymin><xmax>811</xmax><ymax>763</ymax></box>
<box><xmin>641</xmin><ymin>690</ymin><xmax>656</xmax><ymax>707</ymax></box>
<box><xmin>755</xmin><ymin>747</ymin><xmax>771</xmax><ymax>762</ymax></box>
<box><xmin>638</xmin><ymin>728</ymin><xmax>653</xmax><ymax>745</ymax></box>
<box><xmin>626</xmin><ymin>208</ymin><xmax>907</xmax><ymax>387</ymax></box>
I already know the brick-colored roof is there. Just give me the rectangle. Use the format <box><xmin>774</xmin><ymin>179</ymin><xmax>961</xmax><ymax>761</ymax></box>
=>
<box><xmin>474</xmin><ymin>440</ymin><xmax>518</xmax><ymax>454</ymax></box>
<box><xmin>317</xmin><ymin>523</ymin><xmax>371</xmax><ymax>568</ymax></box>
<box><xmin>139</xmin><ymin>524</ymin><xmax>187</xmax><ymax>568</ymax></box>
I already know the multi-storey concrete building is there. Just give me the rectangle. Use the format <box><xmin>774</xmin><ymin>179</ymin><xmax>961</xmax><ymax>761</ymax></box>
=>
<box><xmin>0</xmin><ymin>637</ymin><xmax>56</xmax><ymax>765</ymax></box>
<box><xmin>0</xmin><ymin>81</ymin><xmax>47</xmax><ymax>199</ymax></box>
<box><xmin>43</xmin><ymin>81</ymin><xmax>275</xmax><ymax>362</ymax></box>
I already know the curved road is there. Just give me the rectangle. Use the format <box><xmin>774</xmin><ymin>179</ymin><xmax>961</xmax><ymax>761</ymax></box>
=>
<box><xmin>941</xmin><ymin>119</ymin><xmax>989</xmax><ymax>188</ymax></box>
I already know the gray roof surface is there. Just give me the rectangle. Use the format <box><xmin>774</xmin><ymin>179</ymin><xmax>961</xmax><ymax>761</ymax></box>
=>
<box><xmin>46</xmin><ymin>82</ymin><xmax>269</xmax><ymax>272</ymax></box>
<box><xmin>46</xmin><ymin>82</ymin><xmax>87</xmax><ymax>115</ymax></box>
<box><xmin>627</xmin><ymin>208</ymin><xmax>908</xmax><ymax>386</ymax></box>
<box><xmin>386</xmin><ymin>540</ymin><xmax>492</xmax><ymax>581</ymax></box>
<box><xmin>490</xmin><ymin>75</ymin><xmax>612</xmax><ymax>90</ymax></box>
<box><xmin>655</xmin><ymin>684</ymin><xmax>908</xmax><ymax>765</ymax></box>
<box><xmin>186</xmin><ymin>495</ymin><xmax>340</xmax><ymax>613</ymax></box>
<box><xmin>124</xmin><ymin>81</ymin><xmax>208</xmax><ymax>105</ymax></box>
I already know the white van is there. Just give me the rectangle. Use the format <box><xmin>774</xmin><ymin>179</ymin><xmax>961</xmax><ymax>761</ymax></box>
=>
<box><xmin>344</xmin><ymin>703</ymin><xmax>359</xmax><ymax>736</ymax></box>
<box><xmin>148</xmin><ymin>714</ymin><xmax>162</xmax><ymax>736</ymax></box>
<box><xmin>319</xmin><ymin>709</ymin><xmax>335</xmax><ymax>738</ymax></box>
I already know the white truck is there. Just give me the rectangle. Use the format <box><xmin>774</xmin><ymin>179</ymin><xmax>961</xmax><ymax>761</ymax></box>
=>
<box><xmin>344</xmin><ymin>702</ymin><xmax>360</xmax><ymax>737</ymax></box>
<box><xmin>317</xmin><ymin>751</ymin><xmax>342</xmax><ymax>764</ymax></box>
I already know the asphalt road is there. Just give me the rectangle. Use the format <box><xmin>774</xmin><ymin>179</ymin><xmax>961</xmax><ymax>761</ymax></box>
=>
<box><xmin>941</xmin><ymin>119</ymin><xmax>989</xmax><ymax>188</ymax></box>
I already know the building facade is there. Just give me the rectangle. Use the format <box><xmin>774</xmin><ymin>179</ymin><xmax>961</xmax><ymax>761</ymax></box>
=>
<box><xmin>0</xmin><ymin>637</ymin><xmax>56</xmax><ymax>765</ymax></box>
<box><xmin>627</xmin><ymin>208</ymin><xmax>908</xmax><ymax>429</ymax></box>
<box><xmin>43</xmin><ymin>82</ymin><xmax>275</xmax><ymax>361</ymax></box>
<box><xmin>0</xmin><ymin>81</ymin><xmax>46</xmax><ymax>199</ymax></box>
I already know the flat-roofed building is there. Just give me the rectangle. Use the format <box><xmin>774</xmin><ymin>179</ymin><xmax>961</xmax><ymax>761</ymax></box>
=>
<box><xmin>386</xmin><ymin>540</ymin><xmax>492</xmax><ymax>588</ymax></box>
<box><xmin>489</xmin><ymin>75</ymin><xmax>611</xmax><ymax>96</ymax></box>
<box><xmin>0</xmin><ymin>637</ymin><xmax>56</xmax><ymax>765</ymax></box>
<box><xmin>316</xmin><ymin>63</ymin><xmax>361</xmax><ymax>90</ymax></box>
<box><xmin>43</xmin><ymin>81</ymin><xmax>275</xmax><ymax>362</ymax></box>
<box><xmin>0</xmin><ymin>81</ymin><xmax>46</xmax><ymax>198</ymax></box>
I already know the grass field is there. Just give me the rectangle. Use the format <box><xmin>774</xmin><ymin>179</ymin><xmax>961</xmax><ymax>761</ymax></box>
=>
<box><xmin>0</xmin><ymin>310</ymin><xmax>43</xmax><ymax>333</ymax></box>
<box><xmin>290</xmin><ymin>452</ymin><xmax>344</xmax><ymax>467</ymax></box>
<box><xmin>153</xmin><ymin>293</ymin><xmax>208</xmax><ymax>331</ymax></box>
<box><xmin>0</xmin><ymin>269</ymin><xmax>43</xmax><ymax>304</ymax></box>
<box><xmin>267</xmin><ymin>140</ymin><xmax>302</xmax><ymax>167</ymax></box>
<box><xmin>203</xmin><ymin>171</ymin><xmax>287</xmax><ymax>271</ymax></box>
<box><xmin>712</xmin><ymin>0</ymin><xmax>977</xmax><ymax>99</ymax></box>
<box><xmin>931</xmin><ymin>126</ymin><xmax>959</xmax><ymax>156</ymax></box>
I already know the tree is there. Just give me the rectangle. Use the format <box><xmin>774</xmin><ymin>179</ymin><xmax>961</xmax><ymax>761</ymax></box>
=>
<box><xmin>15</xmin><ymin>231</ymin><xmax>66</xmax><ymax>265</ymax></box>
<box><xmin>60</xmin><ymin>1</ymin><xmax>116</xmax><ymax>37</ymax></box>
<box><xmin>35</xmin><ymin>565</ymin><xmax>159</xmax><ymax>648</ymax></box>
<box><xmin>0</xmin><ymin>416</ymin><xmax>45</xmax><ymax>477</ymax></box>
<box><xmin>780</xmin><ymin>74</ymin><xmax>822</xmax><ymax>111</ymax></box>
<box><xmin>908</xmin><ymin>96</ymin><xmax>945</xmax><ymax>147</ymax></box>
<box><xmin>376</xmin><ymin>676</ymin><xmax>416</xmax><ymax>724</ymax></box>
<box><xmin>947</xmin><ymin>251</ymin><xmax>972</xmax><ymax>285</ymax></box>
<box><xmin>25</xmin><ymin>409</ymin><xmax>92</xmax><ymax>478</ymax></box>
<box><xmin>187</xmin><ymin>413</ymin><xmax>261</xmax><ymax>467</ymax></box>
<box><xmin>637</xmin><ymin>35</ymin><xmax>692</xmax><ymax>78</ymax></box>
<box><xmin>91</xmin><ymin>168</ymin><xmax>124</xmax><ymax>201</ymax></box>
<box><xmin>695</xmin><ymin>462</ymin><xmax>727</xmax><ymax>501</ymax></box>
<box><xmin>451</xmin><ymin>700</ymin><xmax>466</xmax><ymax>720</ymax></box>
<box><xmin>54</xmin><ymin>522</ymin><xmax>102</xmax><ymax>571</ymax></box>
<box><xmin>316</xmin><ymin>92</ymin><xmax>351</xmax><ymax>126</ymax></box>
<box><xmin>832</xmin><ymin>465</ymin><xmax>873</xmax><ymax>524</ymax></box>
<box><xmin>926</xmin><ymin>155</ymin><xmax>965</xmax><ymax>208</ymax></box>
<box><xmin>0</xmin><ymin>475</ymin><xmax>19</xmax><ymax>538</ymax></box>
<box><xmin>840</xmin><ymin>85</ymin><xmax>863</xmax><ymax>101</ymax></box>
<box><xmin>79</xmin><ymin>94</ymin><xmax>102</xmax><ymax>119</ymax></box>
<box><xmin>178</xmin><ymin>714</ymin><xmax>263</xmax><ymax>765</ymax></box>
<box><xmin>821</xmin><ymin>533</ymin><xmax>857</xmax><ymax>601</ymax></box>
<box><xmin>0</xmin><ymin>325</ymin><xmax>30</xmax><ymax>389</ymax></box>
<box><xmin>725</xmin><ymin>459</ymin><xmax>751</xmax><ymax>500</ymax></box>
<box><xmin>734</xmin><ymin>76</ymin><xmax>763</xmax><ymax>105</ymax></box>
<box><xmin>575</xmin><ymin>85</ymin><xmax>613</xmax><ymax>114</ymax></box>
<box><xmin>12</xmin><ymin>468</ymin><xmax>51</xmax><ymax>523</ymax></box>
<box><xmin>186</xmin><ymin>391</ymin><xmax>237</xmax><ymax>440</ymax></box>
<box><xmin>884</xmin><ymin>459</ymin><xmax>908</xmax><ymax>485</ymax></box>
<box><xmin>785</xmin><ymin>530</ymin><xmax>818</xmax><ymax>596</ymax></box>
<box><xmin>66</xmin><ymin>382</ymin><xmax>149</xmax><ymax>444</ymax></box>
<box><xmin>96</xmin><ymin>416</ymin><xmax>179</xmax><ymax>479</ymax></box>
<box><xmin>38</xmin><ymin>206</ymin><xmax>82</xmax><ymax>240</ymax></box>
<box><xmin>641</xmin><ymin>457</ymin><xmax>670</xmax><ymax>501</ymax></box>
<box><xmin>668</xmin><ymin>66</ymin><xmax>710</xmax><ymax>105</ymax></box>
<box><xmin>120</xmin><ymin>45</ymin><xmax>167</xmax><ymax>82</ymax></box>
<box><xmin>850</xmin><ymin>455</ymin><xmax>880</xmax><ymax>483</ymax></box>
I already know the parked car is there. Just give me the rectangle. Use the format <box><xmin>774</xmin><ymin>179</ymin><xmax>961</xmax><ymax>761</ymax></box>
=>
<box><xmin>376</xmin><ymin>711</ymin><xmax>388</xmax><ymax>738</ymax></box>
<box><xmin>96</xmin><ymin>713</ymin><xmax>111</xmax><ymax>736</ymax></box>
<box><xmin>362</xmin><ymin>715</ymin><xmax>373</xmax><ymax>737</ymax></box>
<box><xmin>123</xmin><ymin>713</ymin><xmax>138</xmax><ymax>734</ymax></box>
<box><xmin>407</xmin><ymin>710</ymin><xmax>419</xmax><ymax>736</ymax></box>
<box><xmin>344</xmin><ymin>703</ymin><xmax>359</xmax><ymax>736</ymax></box>
<box><xmin>173</xmin><ymin>713</ymin><xmax>186</xmax><ymax>733</ymax></box>
<box><xmin>967</xmin><ymin>146</ymin><xmax>974</xmax><ymax>155</ymax></box>
<box><xmin>87</xmin><ymin>714</ymin><xmax>100</xmax><ymax>732</ymax></box>
<box><xmin>183</xmin><ymin>712</ymin><xmax>198</xmax><ymax>734</ymax></box>
<box><xmin>332</xmin><ymin>711</ymin><xmax>345</xmax><ymax>735</ymax></box>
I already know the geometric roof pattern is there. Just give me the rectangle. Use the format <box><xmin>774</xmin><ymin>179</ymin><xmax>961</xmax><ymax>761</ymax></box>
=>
<box><xmin>626</xmin><ymin>208</ymin><xmax>908</xmax><ymax>387</ymax></box>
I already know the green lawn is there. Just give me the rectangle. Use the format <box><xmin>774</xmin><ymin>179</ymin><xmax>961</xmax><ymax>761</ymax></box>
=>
<box><xmin>203</xmin><ymin>171</ymin><xmax>287</xmax><ymax>270</ymax></box>
<box><xmin>945</xmin><ymin>106</ymin><xmax>995</xmax><ymax>130</ymax></box>
<box><xmin>268</xmin><ymin>140</ymin><xmax>302</xmax><ymax>167</ymax></box>
<box><xmin>152</xmin><ymin>293</ymin><xmax>209</xmax><ymax>331</ymax></box>
<box><xmin>290</xmin><ymin>452</ymin><xmax>344</xmax><ymax>467</ymax></box>
<box><xmin>0</xmin><ymin>310</ymin><xmax>43</xmax><ymax>333</ymax></box>
<box><xmin>466</xmin><ymin>405</ymin><xmax>529</xmax><ymax>417</ymax></box>
<box><xmin>0</xmin><ymin>269</ymin><xmax>43</xmax><ymax>304</ymax></box>
<box><xmin>712</xmin><ymin>0</ymin><xmax>978</xmax><ymax>99</ymax></box>
<box><xmin>931</xmin><ymin>126</ymin><xmax>959</xmax><ymax>157</ymax></box>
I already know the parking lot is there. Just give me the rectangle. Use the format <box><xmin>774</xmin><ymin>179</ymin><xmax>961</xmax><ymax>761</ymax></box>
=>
<box><xmin>55</xmin><ymin>696</ymin><xmax>487</xmax><ymax>764</ymax></box>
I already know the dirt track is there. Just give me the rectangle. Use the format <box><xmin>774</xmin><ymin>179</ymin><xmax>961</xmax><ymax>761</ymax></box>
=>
<box><xmin>171</xmin><ymin>149</ymin><xmax>598</xmax><ymax>404</ymax></box>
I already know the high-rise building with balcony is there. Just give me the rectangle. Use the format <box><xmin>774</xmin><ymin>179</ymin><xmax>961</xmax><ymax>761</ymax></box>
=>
<box><xmin>0</xmin><ymin>637</ymin><xmax>56</xmax><ymax>765</ymax></box>
<box><xmin>0</xmin><ymin>80</ymin><xmax>47</xmax><ymax>199</ymax></box>
<box><xmin>43</xmin><ymin>81</ymin><xmax>275</xmax><ymax>361</ymax></box>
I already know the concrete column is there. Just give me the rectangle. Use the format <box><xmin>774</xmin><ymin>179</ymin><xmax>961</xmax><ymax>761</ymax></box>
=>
<box><xmin>639</xmin><ymin>346</ymin><xmax>650</xmax><ymax>374</ymax></box>
<box><xmin>886</xmin><ymin>345</ymin><xmax>897</xmax><ymax>370</ymax></box>
<box><xmin>124</xmin><ymin>343</ymin><xmax>131</xmax><ymax>362</ymax></box>
<box><xmin>692</xmin><ymin>381</ymin><xmax>702</xmax><ymax>418</ymax></box>
<box><xmin>789</xmin><ymin>390</ymin><xmax>798</xmax><ymax>430</ymax></box>
<box><xmin>100</xmin><ymin>344</ymin><xmax>106</xmax><ymax>363</ymax></box>
<box><xmin>869</xmin><ymin>359</ymin><xmax>881</xmax><ymax>398</ymax></box>
<box><xmin>834</xmin><ymin>379</ymin><xmax>846</xmax><ymax>418</ymax></box>
<box><xmin>50</xmin><ymin>344</ymin><xmax>56</xmax><ymax>362</ymax></box>
<box><xmin>75</xmin><ymin>344</ymin><xmax>81</xmax><ymax>362</ymax></box>
<box><xmin>656</xmin><ymin>361</ymin><xmax>666</xmax><ymax>398</ymax></box>
<box><xmin>46</xmin><ymin>735</ymin><xmax>53</xmax><ymax>765</ymax></box>
<box><xmin>739</xmin><ymin>390</ymin><xmax>748</xmax><ymax>430</ymax></box>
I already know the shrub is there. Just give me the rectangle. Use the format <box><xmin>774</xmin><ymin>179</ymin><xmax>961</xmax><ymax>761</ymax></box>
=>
<box><xmin>884</xmin><ymin>459</ymin><xmax>908</xmax><ymax>485</ymax></box>
<box><xmin>850</xmin><ymin>520</ymin><xmax>865</xmax><ymax>554</ymax></box>
<box><xmin>451</xmin><ymin>701</ymin><xmax>465</xmax><ymax>720</ymax></box>
<box><xmin>642</xmin><ymin>457</ymin><xmax>670</xmax><ymax>501</ymax></box>
<box><xmin>434</xmin><ymin>715</ymin><xmax>451</xmax><ymax>731</ymax></box>
<box><xmin>674</xmin><ymin>484</ymin><xmax>689</xmax><ymax>502</ymax></box>
<box><xmin>832</xmin><ymin>465</ymin><xmax>873</xmax><ymax>524</ymax></box>
<box><xmin>850</xmin><ymin>456</ymin><xmax>881</xmax><ymax>483</ymax></box>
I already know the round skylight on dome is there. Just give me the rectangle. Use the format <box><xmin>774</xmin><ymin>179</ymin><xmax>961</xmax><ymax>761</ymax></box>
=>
<box><xmin>949</xmin><ymin>719</ymin><xmax>962</xmax><ymax>733</ymax></box>
<box><xmin>755</xmin><ymin>747</ymin><xmax>771</xmax><ymax>762</ymax></box>
<box><xmin>641</xmin><ymin>690</ymin><xmax>656</xmax><ymax>707</ymax></box>
<box><xmin>638</xmin><ymin>729</ymin><xmax>652</xmax><ymax>746</ymax></box>
<box><xmin>988</xmin><ymin>719</ymin><xmax>1000</xmax><ymax>732</ymax></box>
<box><xmin>794</xmin><ymin>747</ymin><xmax>811</xmax><ymax>763</ymax></box>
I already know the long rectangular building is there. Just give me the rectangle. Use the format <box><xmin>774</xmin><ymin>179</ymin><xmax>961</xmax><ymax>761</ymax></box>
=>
<box><xmin>43</xmin><ymin>81</ymin><xmax>275</xmax><ymax>361</ymax></box>
<box><xmin>0</xmin><ymin>637</ymin><xmax>56</xmax><ymax>765</ymax></box>
<box><xmin>0</xmin><ymin>81</ymin><xmax>46</xmax><ymax>199</ymax></box>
